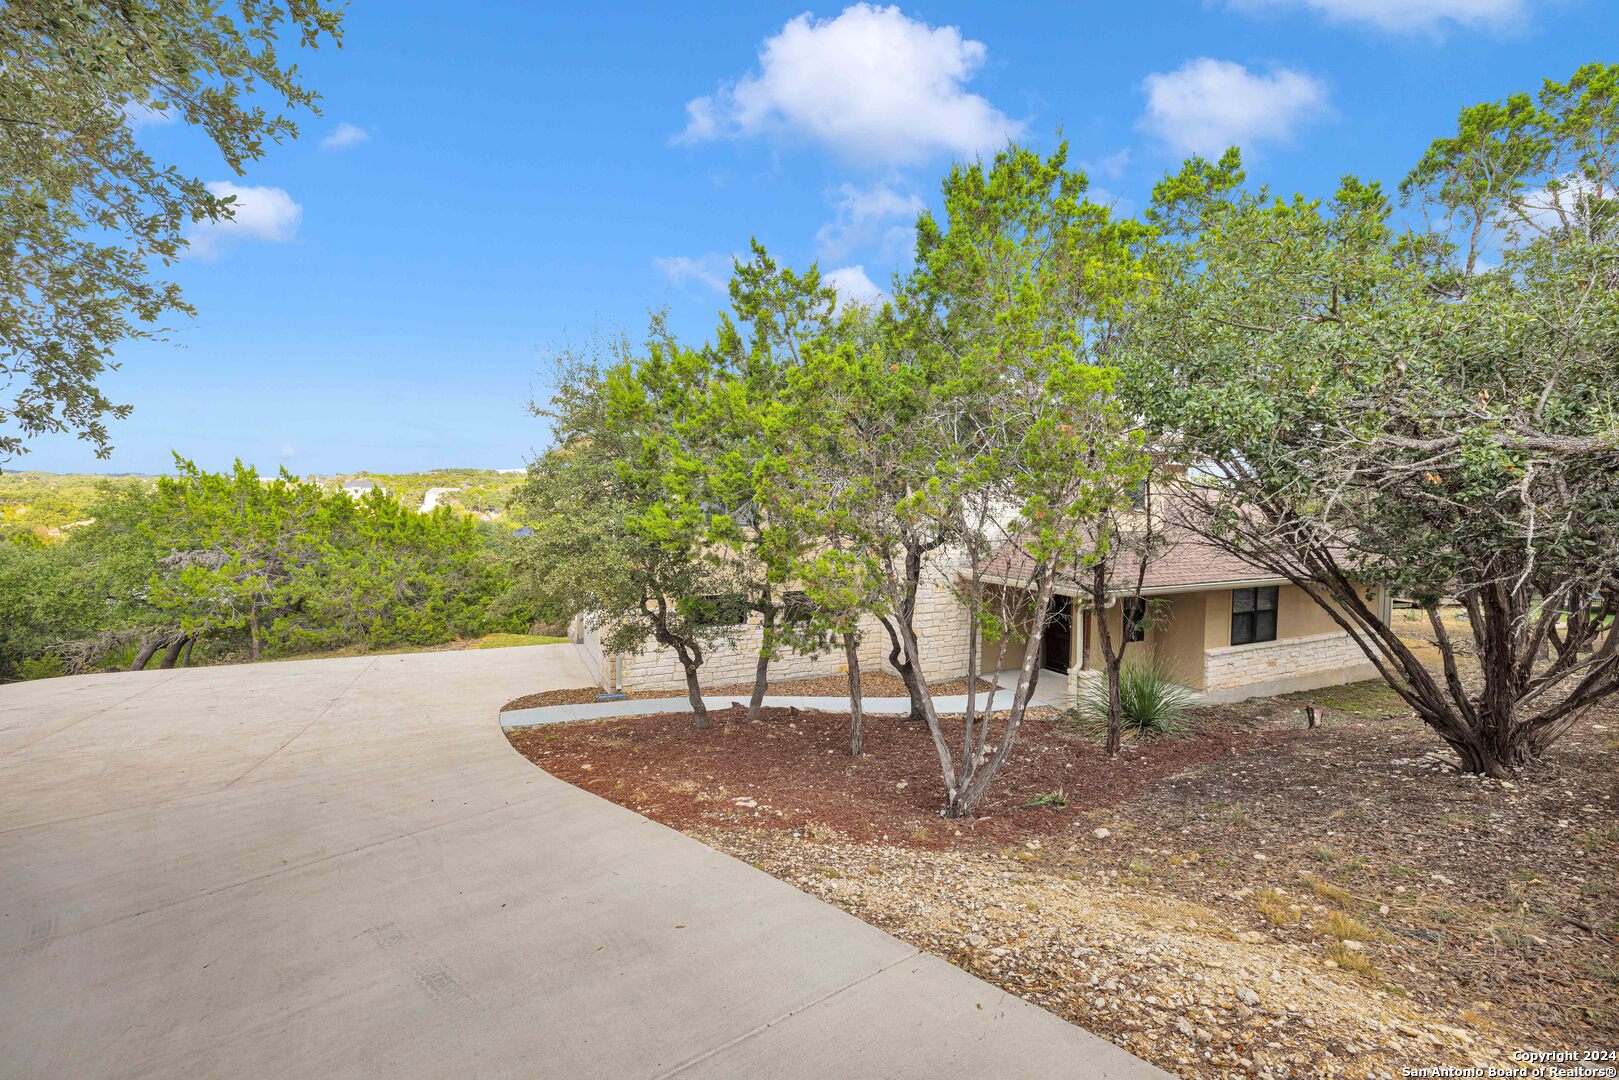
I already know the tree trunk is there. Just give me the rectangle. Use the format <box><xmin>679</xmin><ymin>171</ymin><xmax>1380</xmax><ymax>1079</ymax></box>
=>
<box><xmin>1105</xmin><ymin>657</ymin><xmax>1124</xmax><ymax>757</ymax></box>
<box><xmin>1091</xmin><ymin>567</ymin><xmax>1124</xmax><ymax>757</ymax></box>
<box><xmin>128</xmin><ymin>637</ymin><xmax>161</xmax><ymax>672</ymax></box>
<box><xmin>158</xmin><ymin>635</ymin><xmax>186</xmax><ymax>670</ymax></box>
<box><xmin>681</xmin><ymin>658</ymin><xmax>710</xmax><ymax>729</ymax></box>
<box><xmin>845</xmin><ymin>632</ymin><xmax>864</xmax><ymax>756</ymax></box>
<box><xmin>747</xmin><ymin>646</ymin><xmax>770</xmax><ymax>723</ymax></box>
<box><xmin>948</xmin><ymin>572</ymin><xmax>1057</xmax><ymax>818</ymax></box>
<box><xmin>248</xmin><ymin>605</ymin><xmax>263</xmax><ymax>661</ymax></box>
<box><xmin>182</xmin><ymin>636</ymin><xmax>196</xmax><ymax>667</ymax></box>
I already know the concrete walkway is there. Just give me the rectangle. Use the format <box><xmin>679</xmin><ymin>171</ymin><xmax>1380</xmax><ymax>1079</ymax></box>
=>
<box><xmin>499</xmin><ymin>665</ymin><xmax>1079</xmax><ymax>727</ymax></box>
<box><xmin>0</xmin><ymin>646</ymin><xmax>1164</xmax><ymax>1079</ymax></box>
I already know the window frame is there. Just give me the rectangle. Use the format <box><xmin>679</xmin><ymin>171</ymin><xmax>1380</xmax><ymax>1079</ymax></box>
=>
<box><xmin>1229</xmin><ymin>586</ymin><xmax>1279</xmax><ymax>646</ymax></box>
<box><xmin>1122</xmin><ymin>597</ymin><xmax>1148</xmax><ymax>643</ymax></box>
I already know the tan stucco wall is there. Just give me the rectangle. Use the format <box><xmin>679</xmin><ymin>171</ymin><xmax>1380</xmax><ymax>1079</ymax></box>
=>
<box><xmin>1152</xmin><ymin>592</ymin><xmax>1209</xmax><ymax>690</ymax></box>
<box><xmin>1080</xmin><ymin>603</ymin><xmax>1159</xmax><ymax>672</ymax></box>
<box><xmin>1199</xmin><ymin>583</ymin><xmax>1356</xmax><ymax>649</ymax></box>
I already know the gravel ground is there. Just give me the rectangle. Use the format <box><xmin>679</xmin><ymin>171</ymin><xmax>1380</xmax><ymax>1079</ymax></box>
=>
<box><xmin>695</xmin><ymin>827</ymin><xmax>1521</xmax><ymax>1079</ymax></box>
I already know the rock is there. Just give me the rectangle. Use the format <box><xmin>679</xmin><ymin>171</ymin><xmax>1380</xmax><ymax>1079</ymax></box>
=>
<box><xmin>1237</xmin><ymin>987</ymin><xmax>1261</xmax><ymax>1007</ymax></box>
<box><xmin>1094</xmin><ymin>827</ymin><xmax>1112</xmax><ymax>839</ymax></box>
<box><xmin>1175</xmin><ymin>1017</ymin><xmax>1197</xmax><ymax>1038</ymax></box>
<box><xmin>964</xmin><ymin>933</ymin><xmax>988</xmax><ymax>947</ymax></box>
<box><xmin>1238</xmin><ymin>931</ymin><xmax>1268</xmax><ymax>944</ymax></box>
<box><xmin>1340</xmin><ymin>939</ymin><xmax>1364</xmax><ymax>952</ymax></box>
<box><xmin>733</xmin><ymin>797</ymin><xmax>758</xmax><ymax>808</ymax></box>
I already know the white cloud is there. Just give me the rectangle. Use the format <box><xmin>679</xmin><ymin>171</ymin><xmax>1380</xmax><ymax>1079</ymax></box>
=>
<box><xmin>185</xmin><ymin>182</ymin><xmax>303</xmax><ymax>258</ymax></box>
<box><xmin>654</xmin><ymin>253</ymin><xmax>731</xmax><ymax>293</ymax></box>
<box><xmin>824</xmin><ymin>265</ymin><xmax>886</xmax><ymax>308</ymax></box>
<box><xmin>279</xmin><ymin>442</ymin><xmax>298</xmax><ymax>459</ymax></box>
<box><xmin>1222</xmin><ymin>0</ymin><xmax>1527</xmax><ymax>35</ymax></box>
<box><xmin>1089</xmin><ymin>148</ymin><xmax>1132</xmax><ymax>181</ymax></box>
<box><xmin>1514</xmin><ymin>174</ymin><xmax>1603</xmax><ymax>235</ymax></box>
<box><xmin>815</xmin><ymin>181</ymin><xmax>923</xmax><ymax>263</ymax></box>
<box><xmin>122</xmin><ymin>101</ymin><xmax>174</xmax><ymax>127</ymax></box>
<box><xmin>321</xmin><ymin>122</ymin><xmax>371</xmax><ymax>149</ymax></box>
<box><xmin>1139</xmin><ymin>58</ymin><xmax>1329</xmax><ymax>157</ymax></box>
<box><xmin>675</xmin><ymin>3</ymin><xmax>1022</xmax><ymax>167</ymax></box>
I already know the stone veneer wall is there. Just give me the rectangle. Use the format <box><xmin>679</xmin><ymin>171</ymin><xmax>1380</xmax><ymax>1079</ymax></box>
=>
<box><xmin>1202</xmin><ymin>631</ymin><xmax>1375</xmax><ymax>696</ymax></box>
<box><xmin>602</xmin><ymin>560</ymin><xmax>978</xmax><ymax>693</ymax></box>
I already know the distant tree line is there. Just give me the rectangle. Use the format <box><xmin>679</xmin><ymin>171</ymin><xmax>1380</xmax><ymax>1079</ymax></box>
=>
<box><xmin>0</xmin><ymin>459</ymin><xmax>533</xmax><ymax>679</ymax></box>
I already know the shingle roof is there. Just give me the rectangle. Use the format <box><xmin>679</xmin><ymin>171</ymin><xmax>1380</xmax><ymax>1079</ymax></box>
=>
<box><xmin>983</xmin><ymin>523</ymin><xmax>1280</xmax><ymax>597</ymax></box>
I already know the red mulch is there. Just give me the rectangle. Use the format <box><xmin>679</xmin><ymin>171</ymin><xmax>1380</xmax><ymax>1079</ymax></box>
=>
<box><xmin>506</xmin><ymin>704</ymin><xmax>1296</xmax><ymax>849</ymax></box>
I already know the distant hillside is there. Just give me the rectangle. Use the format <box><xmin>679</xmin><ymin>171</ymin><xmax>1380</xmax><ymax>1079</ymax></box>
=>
<box><xmin>324</xmin><ymin>468</ymin><xmax>529</xmax><ymax>518</ymax></box>
<box><xmin>0</xmin><ymin>472</ymin><xmax>155</xmax><ymax>537</ymax></box>
<box><xmin>0</xmin><ymin>467</ymin><xmax>532</xmax><ymax>540</ymax></box>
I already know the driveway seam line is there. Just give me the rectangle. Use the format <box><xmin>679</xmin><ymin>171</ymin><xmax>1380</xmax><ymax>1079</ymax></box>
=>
<box><xmin>222</xmin><ymin>657</ymin><xmax>379</xmax><ymax>790</ymax></box>
<box><xmin>653</xmin><ymin>949</ymin><xmax>923</xmax><ymax>1078</ymax></box>
<box><xmin>0</xmin><ymin>672</ymin><xmax>183</xmax><ymax>759</ymax></box>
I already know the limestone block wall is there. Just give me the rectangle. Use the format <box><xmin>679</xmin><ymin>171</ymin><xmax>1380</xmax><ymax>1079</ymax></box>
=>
<box><xmin>1201</xmin><ymin>630</ymin><xmax>1377</xmax><ymax>700</ymax></box>
<box><xmin>597</xmin><ymin>557</ymin><xmax>979</xmax><ymax>693</ymax></box>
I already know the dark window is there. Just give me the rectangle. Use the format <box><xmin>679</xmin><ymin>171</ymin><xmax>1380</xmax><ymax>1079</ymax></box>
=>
<box><xmin>1122</xmin><ymin>598</ymin><xmax>1148</xmax><ymax>643</ymax></box>
<box><xmin>1230</xmin><ymin>586</ymin><xmax>1278</xmax><ymax>645</ymax></box>
<box><xmin>693</xmin><ymin>593</ymin><xmax>750</xmax><ymax>627</ymax></box>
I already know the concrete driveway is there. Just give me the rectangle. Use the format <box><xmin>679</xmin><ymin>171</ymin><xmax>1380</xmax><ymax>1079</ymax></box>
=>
<box><xmin>0</xmin><ymin>646</ymin><xmax>1164</xmax><ymax>1079</ymax></box>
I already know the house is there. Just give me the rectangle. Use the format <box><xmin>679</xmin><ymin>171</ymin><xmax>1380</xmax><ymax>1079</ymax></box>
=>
<box><xmin>575</xmin><ymin>518</ymin><xmax>1388</xmax><ymax>706</ymax></box>
<box><xmin>979</xmin><ymin>527</ymin><xmax>1388</xmax><ymax>704</ymax></box>
<box><xmin>339</xmin><ymin>478</ymin><xmax>380</xmax><ymax>498</ymax></box>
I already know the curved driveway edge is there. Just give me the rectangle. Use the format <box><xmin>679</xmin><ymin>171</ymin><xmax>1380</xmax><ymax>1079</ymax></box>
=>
<box><xmin>0</xmin><ymin>645</ymin><xmax>1166</xmax><ymax>1079</ymax></box>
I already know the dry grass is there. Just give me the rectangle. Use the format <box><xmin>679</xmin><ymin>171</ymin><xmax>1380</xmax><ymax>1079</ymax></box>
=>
<box><xmin>1327</xmin><ymin>942</ymin><xmax>1381</xmax><ymax>978</ymax></box>
<box><xmin>1306</xmin><ymin>874</ymin><xmax>1358</xmax><ymax>909</ymax></box>
<box><xmin>1324</xmin><ymin>910</ymin><xmax>1375</xmax><ymax>942</ymax></box>
<box><xmin>1256</xmin><ymin>887</ymin><xmax>1301</xmax><ymax>927</ymax></box>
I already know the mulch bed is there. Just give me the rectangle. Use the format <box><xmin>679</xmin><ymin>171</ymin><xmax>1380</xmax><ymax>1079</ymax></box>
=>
<box><xmin>500</xmin><ymin>672</ymin><xmax>995</xmax><ymax>714</ymax></box>
<box><xmin>506</xmin><ymin>702</ymin><xmax>1293</xmax><ymax>848</ymax></box>
<box><xmin>507</xmin><ymin>686</ymin><xmax>1619</xmax><ymax>1061</ymax></box>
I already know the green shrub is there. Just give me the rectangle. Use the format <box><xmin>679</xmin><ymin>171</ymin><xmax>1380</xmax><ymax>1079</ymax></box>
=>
<box><xmin>1071</xmin><ymin>657</ymin><xmax>1195</xmax><ymax>739</ymax></box>
<box><xmin>17</xmin><ymin>653</ymin><xmax>65</xmax><ymax>680</ymax></box>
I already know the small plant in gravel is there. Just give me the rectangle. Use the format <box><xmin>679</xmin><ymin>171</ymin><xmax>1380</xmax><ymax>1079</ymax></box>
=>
<box><xmin>1071</xmin><ymin>658</ymin><xmax>1194</xmax><ymax>740</ymax></box>
<box><xmin>1326</xmin><ymin>942</ymin><xmax>1380</xmax><ymax>978</ymax></box>
<box><xmin>1306</xmin><ymin>875</ymin><xmax>1357</xmax><ymax>909</ymax></box>
<box><xmin>1324</xmin><ymin>911</ymin><xmax>1374</xmax><ymax>942</ymax></box>
<box><xmin>1024</xmin><ymin>789</ymin><xmax>1069</xmax><ymax>810</ymax></box>
<box><xmin>1256</xmin><ymin>887</ymin><xmax>1301</xmax><ymax>927</ymax></box>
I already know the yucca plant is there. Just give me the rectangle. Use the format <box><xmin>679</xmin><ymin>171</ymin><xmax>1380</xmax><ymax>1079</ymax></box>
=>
<box><xmin>1071</xmin><ymin>656</ymin><xmax>1195</xmax><ymax>740</ymax></box>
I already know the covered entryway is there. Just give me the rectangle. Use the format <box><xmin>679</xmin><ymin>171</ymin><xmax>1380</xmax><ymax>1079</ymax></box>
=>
<box><xmin>1043</xmin><ymin>593</ymin><xmax>1073</xmax><ymax>674</ymax></box>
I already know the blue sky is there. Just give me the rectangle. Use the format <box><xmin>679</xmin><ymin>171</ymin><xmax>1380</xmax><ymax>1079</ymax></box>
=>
<box><xmin>19</xmin><ymin>0</ymin><xmax>1615</xmax><ymax>474</ymax></box>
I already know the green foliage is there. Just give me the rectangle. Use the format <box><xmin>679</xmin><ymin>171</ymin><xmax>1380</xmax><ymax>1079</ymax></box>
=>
<box><xmin>512</xmin><ymin>329</ymin><xmax>751</xmax><ymax>720</ymax></box>
<box><xmin>0</xmin><ymin>471</ymin><xmax>152</xmax><ymax>540</ymax></box>
<box><xmin>16</xmin><ymin>654</ymin><xmax>65</xmax><ymax>681</ymax></box>
<box><xmin>0</xmin><ymin>458</ymin><xmax>527</xmax><ymax>680</ymax></box>
<box><xmin>0</xmin><ymin>2</ymin><xmax>343</xmax><ymax>459</ymax></box>
<box><xmin>1121</xmin><ymin>64</ymin><xmax>1619</xmax><ymax>772</ymax></box>
<box><xmin>1071</xmin><ymin>659</ymin><xmax>1195</xmax><ymax>739</ymax></box>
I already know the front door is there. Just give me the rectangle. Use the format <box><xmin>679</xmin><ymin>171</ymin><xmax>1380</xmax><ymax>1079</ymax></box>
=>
<box><xmin>1043</xmin><ymin>594</ymin><xmax>1072</xmax><ymax>674</ymax></box>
